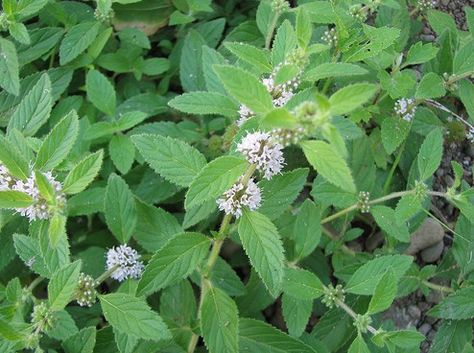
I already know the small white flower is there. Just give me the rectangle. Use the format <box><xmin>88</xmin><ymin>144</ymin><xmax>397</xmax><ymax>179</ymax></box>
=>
<box><xmin>321</xmin><ymin>28</ymin><xmax>337</xmax><ymax>47</ymax></box>
<box><xmin>466</xmin><ymin>127</ymin><xmax>474</xmax><ymax>143</ymax></box>
<box><xmin>106</xmin><ymin>245</ymin><xmax>144</xmax><ymax>282</ymax></box>
<box><xmin>0</xmin><ymin>164</ymin><xmax>13</xmax><ymax>191</ymax></box>
<box><xmin>237</xmin><ymin>105</ymin><xmax>254</xmax><ymax>127</ymax></box>
<box><xmin>12</xmin><ymin>172</ymin><xmax>65</xmax><ymax>222</ymax></box>
<box><xmin>394</xmin><ymin>98</ymin><xmax>417</xmax><ymax>122</ymax></box>
<box><xmin>217</xmin><ymin>178</ymin><xmax>262</xmax><ymax>218</ymax></box>
<box><xmin>237</xmin><ymin>131</ymin><xmax>285</xmax><ymax>180</ymax></box>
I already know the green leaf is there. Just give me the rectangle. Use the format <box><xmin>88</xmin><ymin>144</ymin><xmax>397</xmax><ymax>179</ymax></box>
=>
<box><xmin>7</xmin><ymin>73</ymin><xmax>52</xmax><ymax>136</ymax></box>
<box><xmin>371</xmin><ymin>205</ymin><xmax>410</xmax><ymax>242</ymax></box>
<box><xmin>404</xmin><ymin>42</ymin><xmax>439</xmax><ymax>66</ymax></box>
<box><xmin>282</xmin><ymin>294</ymin><xmax>312</xmax><ymax>338</ymax></box>
<box><xmin>59</xmin><ymin>21</ymin><xmax>100</xmax><ymax>65</ymax></box>
<box><xmin>348</xmin><ymin>335</ymin><xmax>370</xmax><ymax>353</ymax></box>
<box><xmin>137</xmin><ymin>232</ymin><xmax>210</xmax><ymax>296</ymax></box>
<box><xmin>180</xmin><ymin>30</ymin><xmax>206</xmax><ymax>92</ymax></box>
<box><xmin>259</xmin><ymin>168</ymin><xmax>308</xmax><ymax>220</ymax></box>
<box><xmin>0</xmin><ymin>38</ymin><xmax>20</xmax><ymax>96</ymax></box>
<box><xmin>132</xmin><ymin>134</ymin><xmax>207</xmax><ymax>187</ymax></box>
<box><xmin>48</xmin><ymin>260</ymin><xmax>82</xmax><ymax>311</ymax></box>
<box><xmin>283</xmin><ymin>267</ymin><xmax>324</xmax><ymax>301</ymax></box>
<box><xmin>201</xmin><ymin>285</ymin><xmax>239</xmax><ymax>353</ymax></box>
<box><xmin>296</xmin><ymin>7</ymin><xmax>312</xmax><ymax>48</ymax></box>
<box><xmin>429</xmin><ymin>287</ymin><xmax>474</xmax><ymax>319</ymax></box>
<box><xmin>305</xmin><ymin>63</ymin><xmax>368</xmax><ymax>82</ymax></box>
<box><xmin>160</xmin><ymin>280</ymin><xmax>197</xmax><ymax>326</ymax></box>
<box><xmin>185</xmin><ymin>155</ymin><xmax>248</xmax><ymax>210</ymax></box>
<box><xmin>9</xmin><ymin>22</ymin><xmax>30</xmax><ymax>45</ymax></box>
<box><xmin>109</xmin><ymin>135</ymin><xmax>135</xmax><ymax>174</ymax></box>
<box><xmin>417</xmin><ymin>128</ymin><xmax>444</xmax><ymax>181</ymax></box>
<box><xmin>0</xmin><ymin>135</ymin><xmax>30</xmax><ymax>180</ymax></box>
<box><xmin>345</xmin><ymin>255</ymin><xmax>413</xmax><ymax>295</ymax></box>
<box><xmin>453</xmin><ymin>40</ymin><xmax>474</xmax><ymax>76</ymax></box>
<box><xmin>430</xmin><ymin>320</ymin><xmax>473</xmax><ymax>353</ymax></box>
<box><xmin>224</xmin><ymin>42</ymin><xmax>272</xmax><ymax>73</ymax></box>
<box><xmin>214</xmin><ymin>65</ymin><xmax>273</xmax><ymax>114</ymax></box>
<box><xmin>35</xmin><ymin>110</ymin><xmax>79</xmax><ymax>171</ymax></box>
<box><xmin>239</xmin><ymin>318</ymin><xmax>318</xmax><ymax>353</ymax></box>
<box><xmin>367</xmin><ymin>269</ymin><xmax>397</xmax><ymax>314</ymax></box>
<box><xmin>329</xmin><ymin>83</ymin><xmax>378</xmax><ymax>116</ymax></box>
<box><xmin>272</xmin><ymin>20</ymin><xmax>297</xmax><ymax>66</ymax></box>
<box><xmin>0</xmin><ymin>190</ymin><xmax>33</xmax><ymax>208</ymax></box>
<box><xmin>63</xmin><ymin>326</ymin><xmax>96</xmax><ymax>353</ymax></box>
<box><xmin>238</xmin><ymin>210</ymin><xmax>285</xmax><ymax>297</ymax></box>
<box><xmin>104</xmin><ymin>173</ymin><xmax>137</xmax><ymax>244</ymax></box>
<box><xmin>63</xmin><ymin>150</ymin><xmax>104</xmax><ymax>195</ymax></box>
<box><xmin>116</xmin><ymin>111</ymin><xmax>148</xmax><ymax>131</ymax></box>
<box><xmin>372</xmin><ymin>330</ymin><xmax>425</xmax><ymax>348</ymax></box>
<box><xmin>293</xmin><ymin>199</ymin><xmax>321</xmax><ymax>260</ymax></box>
<box><xmin>86</xmin><ymin>69</ymin><xmax>116</xmax><ymax>116</ymax></box>
<box><xmin>394</xmin><ymin>194</ymin><xmax>422</xmax><ymax>224</ymax></box>
<box><xmin>415</xmin><ymin>72</ymin><xmax>446</xmax><ymax>99</ymax></box>
<box><xmin>381</xmin><ymin>117</ymin><xmax>410</xmax><ymax>155</ymax></box>
<box><xmin>168</xmin><ymin>92</ymin><xmax>238</xmax><ymax>118</ymax></box>
<box><xmin>99</xmin><ymin>293</ymin><xmax>171</xmax><ymax>341</ymax></box>
<box><xmin>301</xmin><ymin>140</ymin><xmax>356</xmax><ymax>193</ymax></box>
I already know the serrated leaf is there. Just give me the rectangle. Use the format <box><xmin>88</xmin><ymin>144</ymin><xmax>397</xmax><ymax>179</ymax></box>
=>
<box><xmin>301</xmin><ymin>140</ymin><xmax>356</xmax><ymax>193</ymax></box>
<box><xmin>282</xmin><ymin>294</ymin><xmax>312</xmax><ymax>338</ymax></box>
<box><xmin>329</xmin><ymin>83</ymin><xmax>377</xmax><ymax>116</ymax></box>
<box><xmin>0</xmin><ymin>190</ymin><xmax>33</xmax><ymax>208</ymax></box>
<box><xmin>367</xmin><ymin>269</ymin><xmax>397</xmax><ymax>314</ymax></box>
<box><xmin>180</xmin><ymin>30</ymin><xmax>206</xmax><ymax>92</ymax></box>
<box><xmin>48</xmin><ymin>260</ymin><xmax>81</xmax><ymax>311</ymax></box>
<box><xmin>99</xmin><ymin>293</ymin><xmax>171</xmax><ymax>341</ymax></box>
<box><xmin>430</xmin><ymin>320</ymin><xmax>473</xmax><ymax>353</ymax></box>
<box><xmin>132</xmin><ymin>134</ymin><xmax>207</xmax><ymax>187</ymax></box>
<box><xmin>201</xmin><ymin>285</ymin><xmax>239</xmax><ymax>353</ymax></box>
<box><xmin>109</xmin><ymin>135</ymin><xmax>135</xmax><ymax>175</ymax></box>
<box><xmin>239</xmin><ymin>318</ymin><xmax>318</xmax><ymax>353</ymax></box>
<box><xmin>185</xmin><ymin>155</ymin><xmax>248</xmax><ymax>210</ymax></box>
<box><xmin>345</xmin><ymin>255</ymin><xmax>413</xmax><ymax>295</ymax></box>
<box><xmin>415</xmin><ymin>72</ymin><xmax>446</xmax><ymax>99</ymax></box>
<box><xmin>453</xmin><ymin>40</ymin><xmax>474</xmax><ymax>76</ymax></box>
<box><xmin>0</xmin><ymin>38</ymin><xmax>20</xmax><ymax>95</ymax></box>
<box><xmin>371</xmin><ymin>205</ymin><xmax>410</xmax><ymax>242</ymax></box>
<box><xmin>49</xmin><ymin>212</ymin><xmax>67</xmax><ymax>247</ymax></box>
<box><xmin>348</xmin><ymin>335</ymin><xmax>370</xmax><ymax>353</ymax></box>
<box><xmin>283</xmin><ymin>267</ymin><xmax>324</xmax><ymax>300</ymax></box>
<box><xmin>417</xmin><ymin>128</ymin><xmax>444</xmax><ymax>181</ymax></box>
<box><xmin>293</xmin><ymin>199</ymin><xmax>321</xmax><ymax>260</ymax></box>
<box><xmin>60</xmin><ymin>22</ymin><xmax>100</xmax><ymax>65</ymax></box>
<box><xmin>395</xmin><ymin>194</ymin><xmax>423</xmax><ymax>224</ymax></box>
<box><xmin>7</xmin><ymin>73</ymin><xmax>52</xmax><ymax>136</ymax></box>
<box><xmin>404</xmin><ymin>42</ymin><xmax>439</xmax><ymax>66</ymax></box>
<box><xmin>381</xmin><ymin>117</ymin><xmax>410</xmax><ymax>155</ymax></box>
<box><xmin>305</xmin><ymin>63</ymin><xmax>368</xmax><ymax>82</ymax></box>
<box><xmin>428</xmin><ymin>286</ymin><xmax>474</xmax><ymax>319</ymax></box>
<box><xmin>168</xmin><ymin>91</ymin><xmax>238</xmax><ymax>118</ymax></box>
<box><xmin>63</xmin><ymin>326</ymin><xmax>96</xmax><ymax>353</ymax></box>
<box><xmin>104</xmin><ymin>173</ymin><xmax>137</xmax><ymax>244</ymax></box>
<box><xmin>259</xmin><ymin>168</ymin><xmax>308</xmax><ymax>220</ymax></box>
<box><xmin>63</xmin><ymin>150</ymin><xmax>104</xmax><ymax>195</ymax></box>
<box><xmin>9</xmin><ymin>22</ymin><xmax>30</xmax><ymax>45</ymax></box>
<box><xmin>225</xmin><ymin>42</ymin><xmax>272</xmax><ymax>73</ymax></box>
<box><xmin>238</xmin><ymin>210</ymin><xmax>285</xmax><ymax>297</ymax></box>
<box><xmin>0</xmin><ymin>135</ymin><xmax>30</xmax><ymax>180</ymax></box>
<box><xmin>137</xmin><ymin>232</ymin><xmax>210</xmax><ymax>296</ymax></box>
<box><xmin>214</xmin><ymin>65</ymin><xmax>273</xmax><ymax>114</ymax></box>
<box><xmin>296</xmin><ymin>7</ymin><xmax>312</xmax><ymax>48</ymax></box>
<box><xmin>35</xmin><ymin>110</ymin><xmax>79</xmax><ymax>171</ymax></box>
<box><xmin>86</xmin><ymin>69</ymin><xmax>116</xmax><ymax>116</ymax></box>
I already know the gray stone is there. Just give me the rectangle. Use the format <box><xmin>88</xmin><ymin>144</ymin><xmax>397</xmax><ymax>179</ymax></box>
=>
<box><xmin>405</xmin><ymin>219</ymin><xmax>445</xmax><ymax>255</ymax></box>
<box><xmin>408</xmin><ymin>305</ymin><xmax>421</xmax><ymax>321</ymax></box>
<box><xmin>365</xmin><ymin>232</ymin><xmax>384</xmax><ymax>251</ymax></box>
<box><xmin>419</xmin><ymin>323</ymin><xmax>432</xmax><ymax>336</ymax></box>
<box><xmin>421</xmin><ymin>240</ymin><xmax>444</xmax><ymax>263</ymax></box>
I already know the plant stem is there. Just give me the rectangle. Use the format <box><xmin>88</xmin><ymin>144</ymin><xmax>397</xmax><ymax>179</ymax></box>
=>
<box><xmin>95</xmin><ymin>264</ymin><xmax>120</xmax><ymax>284</ymax></box>
<box><xmin>333</xmin><ymin>296</ymin><xmax>377</xmax><ymax>334</ymax></box>
<box><xmin>265</xmin><ymin>13</ymin><xmax>279</xmax><ymax>50</ymax></box>
<box><xmin>27</xmin><ymin>276</ymin><xmax>44</xmax><ymax>292</ymax></box>
<box><xmin>383</xmin><ymin>140</ymin><xmax>406</xmax><ymax>194</ymax></box>
<box><xmin>321</xmin><ymin>204</ymin><xmax>358</xmax><ymax>224</ymax></box>
<box><xmin>322</xmin><ymin>226</ymin><xmax>356</xmax><ymax>256</ymax></box>
<box><xmin>187</xmin><ymin>333</ymin><xmax>199</xmax><ymax>353</ymax></box>
<box><xmin>422</xmin><ymin>280</ymin><xmax>454</xmax><ymax>294</ymax></box>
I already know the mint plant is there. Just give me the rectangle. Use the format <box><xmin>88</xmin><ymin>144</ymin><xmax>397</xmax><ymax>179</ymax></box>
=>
<box><xmin>0</xmin><ymin>0</ymin><xmax>473</xmax><ymax>352</ymax></box>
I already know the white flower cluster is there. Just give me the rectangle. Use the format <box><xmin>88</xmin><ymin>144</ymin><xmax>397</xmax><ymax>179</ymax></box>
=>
<box><xmin>9</xmin><ymin>171</ymin><xmax>65</xmax><ymax>222</ymax></box>
<box><xmin>418</xmin><ymin>0</ymin><xmax>436</xmax><ymax>11</ymax></box>
<box><xmin>237</xmin><ymin>131</ymin><xmax>285</xmax><ymax>180</ymax></box>
<box><xmin>271</xmin><ymin>127</ymin><xmax>306</xmax><ymax>147</ymax></box>
<box><xmin>76</xmin><ymin>273</ymin><xmax>98</xmax><ymax>307</ymax></box>
<box><xmin>394</xmin><ymin>98</ymin><xmax>417</xmax><ymax>122</ymax></box>
<box><xmin>358</xmin><ymin>191</ymin><xmax>370</xmax><ymax>213</ymax></box>
<box><xmin>106</xmin><ymin>245</ymin><xmax>144</xmax><ymax>282</ymax></box>
<box><xmin>467</xmin><ymin>127</ymin><xmax>474</xmax><ymax>143</ymax></box>
<box><xmin>321</xmin><ymin>28</ymin><xmax>338</xmax><ymax>47</ymax></box>
<box><xmin>237</xmin><ymin>69</ymin><xmax>299</xmax><ymax>127</ymax></box>
<box><xmin>0</xmin><ymin>164</ymin><xmax>12</xmax><ymax>191</ymax></box>
<box><xmin>217</xmin><ymin>178</ymin><xmax>262</xmax><ymax>218</ymax></box>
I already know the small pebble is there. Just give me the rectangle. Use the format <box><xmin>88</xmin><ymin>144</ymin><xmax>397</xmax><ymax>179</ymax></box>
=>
<box><xmin>419</xmin><ymin>323</ymin><xmax>432</xmax><ymax>336</ymax></box>
<box><xmin>408</xmin><ymin>305</ymin><xmax>421</xmax><ymax>321</ymax></box>
<box><xmin>421</xmin><ymin>240</ymin><xmax>444</xmax><ymax>263</ymax></box>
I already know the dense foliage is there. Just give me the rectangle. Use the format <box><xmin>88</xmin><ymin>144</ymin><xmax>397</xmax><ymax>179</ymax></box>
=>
<box><xmin>0</xmin><ymin>0</ymin><xmax>473</xmax><ymax>352</ymax></box>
